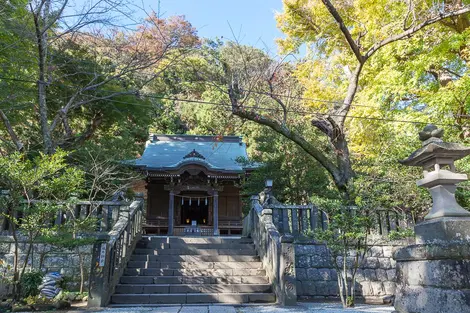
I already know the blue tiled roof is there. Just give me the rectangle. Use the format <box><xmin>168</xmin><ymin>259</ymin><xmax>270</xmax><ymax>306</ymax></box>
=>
<box><xmin>132</xmin><ymin>135</ymin><xmax>250</xmax><ymax>173</ymax></box>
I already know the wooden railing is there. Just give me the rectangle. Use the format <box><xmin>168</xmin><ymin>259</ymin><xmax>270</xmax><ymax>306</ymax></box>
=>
<box><xmin>143</xmin><ymin>217</ymin><xmax>243</xmax><ymax>236</ymax></box>
<box><xmin>87</xmin><ymin>199</ymin><xmax>144</xmax><ymax>307</ymax></box>
<box><xmin>173</xmin><ymin>226</ymin><xmax>214</xmax><ymax>236</ymax></box>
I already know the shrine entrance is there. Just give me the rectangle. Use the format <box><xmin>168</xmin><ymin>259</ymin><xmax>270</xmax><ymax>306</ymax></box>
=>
<box><xmin>180</xmin><ymin>198</ymin><xmax>209</xmax><ymax>226</ymax></box>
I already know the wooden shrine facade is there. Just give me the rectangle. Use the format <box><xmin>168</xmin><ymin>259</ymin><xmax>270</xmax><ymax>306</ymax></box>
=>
<box><xmin>131</xmin><ymin>135</ymin><xmax>254</xmax><ymax>236</ymax></box>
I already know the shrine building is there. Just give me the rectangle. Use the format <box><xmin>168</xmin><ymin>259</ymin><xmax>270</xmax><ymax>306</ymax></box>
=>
<box><xmin>131</xmin><ymin>134</ymin><xmax>255</xmax><ymax>236</ymax></box>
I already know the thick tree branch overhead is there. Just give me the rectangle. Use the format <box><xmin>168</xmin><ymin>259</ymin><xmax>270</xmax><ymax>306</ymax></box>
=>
<box><xmin>320</xmin><ymin>0</ymin><xmax>364</xmax><ymax>63</ymax></box>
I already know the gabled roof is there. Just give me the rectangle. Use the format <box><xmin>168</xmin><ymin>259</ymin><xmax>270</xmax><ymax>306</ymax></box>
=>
<box><xmin>132</xmin><ymin>135</ymin><xmax>253</xmax><ymax>173</ymax></box>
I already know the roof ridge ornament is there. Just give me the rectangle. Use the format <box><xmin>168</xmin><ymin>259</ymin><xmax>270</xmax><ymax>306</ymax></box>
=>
<box><xmin>183</xmin><ymin>149</ymin><xmax>206</xmax><ymax>160</ymax></box>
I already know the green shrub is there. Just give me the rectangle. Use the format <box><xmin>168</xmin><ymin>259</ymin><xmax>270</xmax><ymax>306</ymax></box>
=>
<box><xmin>24</xmin><ymin>295</ymin><xmax>53</xmax><ymax>306</ymax></box>
<box><xmin>388</xmin><ymin>228</ymin><xmax>414</xmax><ymax>241</ymax></box>
<box><xmin>20</xmin><ymin>271</ymin><xmax>43</xmax><ymax>298</ymax></box>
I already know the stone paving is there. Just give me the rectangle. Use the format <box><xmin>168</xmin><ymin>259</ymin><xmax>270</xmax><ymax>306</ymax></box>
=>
<box><xmin>51</xmin><ymin>303</ymin><xmax>394</xmax><ymax>313</ymax></box>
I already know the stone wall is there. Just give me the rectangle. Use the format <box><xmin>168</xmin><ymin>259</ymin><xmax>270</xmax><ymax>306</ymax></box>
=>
<box><xmin>295</xmin><ymin>240</ymin><xmax>410</xmax><ymax>302</ymax></box>
<box><xmin>0</xmin><ymin>236</ymin><xmax>93</xmax><ymax>296</ymax></box>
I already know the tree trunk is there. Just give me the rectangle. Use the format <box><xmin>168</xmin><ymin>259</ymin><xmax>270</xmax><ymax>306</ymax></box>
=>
<box><xmin>342</xmin><ymin>251</ymin><xmax>350</xmax><ymax>308</ymax></box>
<box><xmin>20</xmin><ymin>238</ymin><xmax>34</xmax><ymax>278</ymax></box>
<box><xmin>32</xmin><ymin>0</ymin><xmax>54</xmax><ymax>154</ymax></box>
<box><xmin>336</xmin><ymin>270</ymin><xmax>346</xmax><ymax>307</ymax></box>
<box><xmin>349</xmin><ymin>274</ymin><xmax>357</xmax><ymax>307</ymax></box>
<box><xmin>78</xmin><ymin>249</ymin><xmax>85</xmax><ymax>293</ymax></box>
<box><xmin>11</xmin><ymin>224</ymin><xmax>19</xmax><ymax>299</ymax></box>
<box><xmin>330</xmin><ymin>134</ymin><xmax>355</xmax><ymax>202</ymax></box>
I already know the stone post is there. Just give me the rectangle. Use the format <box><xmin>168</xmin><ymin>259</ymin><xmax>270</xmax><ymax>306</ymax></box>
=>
<box><xmin>213</xmin><ymin>191</ymin><xmax>219</xmax><ymax>236</ymax></box>
<box><xmin>168</xmin><ymin>190</ymin><xmax>174</xmax><ymax>236</ymax></box>
<box><xmin>251</xmin><ymin>195</ymin><xmax>260</xmax><ymax>213</ymax></box>
<box><xmin>395</xmin><ymin>125</ymin><xmax>470</xmax><ymax>313</ymax></box>
<box><xmin>279</xmin><ymin>234</ymin><xmax>297</xmax><ymax>306</ymax></box>
<box><xmin>87</xmin><ymin>235</ymin><xmax>111</xmax><ymax>308</ymax></box>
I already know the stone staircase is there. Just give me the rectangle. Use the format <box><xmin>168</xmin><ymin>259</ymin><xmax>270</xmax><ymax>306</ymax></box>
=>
<box><xmin>110</xmin><ymin>236</ymin><xmax>276</xmax><ymax>305</ymax></box>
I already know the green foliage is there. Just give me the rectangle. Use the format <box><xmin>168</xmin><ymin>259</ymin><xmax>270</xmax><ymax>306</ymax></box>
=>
<box><xmin>352</xmin><ymin>168</ymin><xmax>431</xmax><ymax>219</ymax></box>
<box><xmin>388</xmin><ymin>228</ymin><xmax>415</xmax><ymax>241</ymax></box>
<box><xmin>19</xmin><ymin>271</ymin><xmax>43</xmax><ymax>298</ymax></box>
<box><xmin>23</xmin><ymin>295</ymin><xmax>53</xmax><ymax>306</ymax></box>
<box><xmin>0</xmin><ymin>258</ymin><xmax>11</xmax><ymax>284</ymax></box>
<box><xmin>313</xmin><ymin>207</ymin><xmax>372</xmax><ymax>257</ymax></box>
<box><xmin>0</xmin><ymin>150</ymin><xmax>84</xmax><ymax>202</ymax></box>
<box><xmin>40</xmin><ymin>225</ymin><xmax>97</xmax><ymax>251</ymax></box>
<box><xmin>0</xmin><ymin>150</ymin><xmax>85</xmax><ymax>298</ymax></box>
<box><xmin>55</xmin><ymin>290</ymin><xmax>88</xmax><ymax>302</ymax></box>
<box><xmin>241</xmin><ymin>129</ymin><xmax>335</xmax><ymax>211</ymax></box>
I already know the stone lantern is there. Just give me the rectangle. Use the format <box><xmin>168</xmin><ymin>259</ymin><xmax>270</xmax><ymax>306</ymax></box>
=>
<box><xmin>394</xmin><ymin>124</ymin><xmax>470</xmax><ymax>313</ymax></box>
<box><xmin>399</xmin><ymin>124</ymin><xmax>470</xmax><ymax>243</ymax></box>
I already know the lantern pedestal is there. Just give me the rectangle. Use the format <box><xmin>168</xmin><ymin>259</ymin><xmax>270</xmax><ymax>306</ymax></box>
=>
<box><xmin>414</xmin><ymin>217</ymin><xmax>470</xmax><ymax>244</ymax></box>
<box><xmin>393</xmin><ymin>243</ymin><xmax>470</xmax><ymax>313</ymax></box>
<box><xmin>394</xmin><ymin>125</ymin><xmax>470</xmax><ymax>313</ymax></box>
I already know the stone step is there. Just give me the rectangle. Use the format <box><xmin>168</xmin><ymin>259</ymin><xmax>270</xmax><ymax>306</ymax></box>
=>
<box><xmin>111</xmin><ymin>236</ymin><xmax>274</xmax><ymax>305</ymax></box>
<box><xmin>127</xmin><ymin>261</ymin><xmax>263</xmax><ymax>269</ymax></box>
<box><xmin>133</xmin><ymin>248</ymin><xmax>257</xmax><ymax>256</ymax></box>
<box><xmin>110</xmin><ymin>292</ymin><xmax>275</xmax><ymax>304</ymax></box>
<box><xmin>114</xmin><ymin>283</ymin><xmax>272</xmax><ymax>294</ymax></box>
<box><xmin>123</xmin><ymin>268</ymin><xmax>267</xmax><ymax>277</ymax></box>
<box><xmin>136</xmin><ymin>242</ymin><xmax>255</xmax><ymax>250</ymax></box>
<box><xmin>120</xmin><ymin>276</ymin><xmax>269</xmax><ymax>285</ymax></box>
<box><xmin>130</xmin><ymin>254</ymin><xmax>259</xmax><ymax>262</ymax></box>
<box><xmin>141</xmin><ymin>237</ymin><xmax>253</xmax><ymax>245</ymax></box>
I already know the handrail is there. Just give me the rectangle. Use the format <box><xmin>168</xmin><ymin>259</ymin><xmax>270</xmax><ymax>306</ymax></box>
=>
<box><xmin>87</xmin><ymin>199</ymin><xmax>144</xmax><ymax>307</ymax></box>
<box><xmin>245</xmin><ymin>195</ymin><xmax>296</xmax><ymax>306</ymax></box>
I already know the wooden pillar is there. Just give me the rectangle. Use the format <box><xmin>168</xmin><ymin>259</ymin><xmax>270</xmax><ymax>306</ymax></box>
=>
<box><xmin>213</xmin><ymin>191</ymin><xmax>219</xmax><ymax>236</ymax></box>
<box><xmin>168</xmin><ymin>190</ymin><xmax>175</xmax><ymax>235</ymax></box>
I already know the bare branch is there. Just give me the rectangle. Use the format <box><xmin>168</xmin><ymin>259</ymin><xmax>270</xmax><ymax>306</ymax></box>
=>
<box><xmin>267</xmin><ymin>72</ymin><xmax>288</xmax><ymax>123</ymax></box>
<box><xmin>41</xmin><ymin>0</ymin><xmax>69</xmax><ymax>36</ymax></box>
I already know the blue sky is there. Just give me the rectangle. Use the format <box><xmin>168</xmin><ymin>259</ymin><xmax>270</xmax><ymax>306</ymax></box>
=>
<box><xmin>139</xmin><ymin>0</ymin><xmax>286</xmax><ymax>55</ymax></box>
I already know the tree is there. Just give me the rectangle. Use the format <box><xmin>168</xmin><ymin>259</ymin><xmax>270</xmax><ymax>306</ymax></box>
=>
<box><xmin>0</xmin><ymin>150</ymin><xmax>84</xmax><ymax>298</ymax></box>
<box><xmin>0</xmin><ymin>0</ymin><xmax>199</xmax><ymax>155</ymax></box>
<box><xmin>313</xmin><ymin>203</ymin><xmax>372</xmax><ymax>308</ymax></box>
<box><xmin>209</xmin><ymin>1</ymin><xmax>470</xmax><ymax>201</ymax></box>
<box><xmin>241</xmin><ymin>128</ymin><xmax>334</xmax><ymax>207</ymax></box>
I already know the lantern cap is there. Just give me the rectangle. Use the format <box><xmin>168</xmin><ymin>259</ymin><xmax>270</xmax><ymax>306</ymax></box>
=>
<box><xmin>400</xmin><ymin>124</ymin><xmax>470</xmax><ymax>169</ymax></box>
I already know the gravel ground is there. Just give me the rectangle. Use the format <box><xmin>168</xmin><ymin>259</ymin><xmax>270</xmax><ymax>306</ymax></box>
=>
<box><xmin>32</xmin><ymin>303</ymin><xmax>394</xmax><ymax>313</ymax></box>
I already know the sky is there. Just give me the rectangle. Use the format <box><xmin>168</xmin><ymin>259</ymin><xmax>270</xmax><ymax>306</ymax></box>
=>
<box><xmin>138</xmin><ymin>0</ymin><xmax>286</xmax><ymax>55</ymax></box>
<box><xmin>67</xmin><ymin>0</ymin><xmax>289</xmax><ymax>55</ymax></box>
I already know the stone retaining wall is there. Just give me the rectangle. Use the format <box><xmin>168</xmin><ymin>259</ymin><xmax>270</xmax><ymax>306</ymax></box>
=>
<box><xmin>0</xmin><ymin>236</ymin><xmax>93</xmax><ymax>296</ymax></box>
<box><xmin>295</xmin><ymin>241</ymin><xmax>410</xmax><ymax>301</ymax></box>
